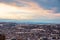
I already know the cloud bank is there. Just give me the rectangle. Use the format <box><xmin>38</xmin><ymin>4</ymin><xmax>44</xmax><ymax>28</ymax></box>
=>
<box><xmin>0</xmin><ymin>0</ymin><xmax>60</xmax><ymax>23</ymax></box>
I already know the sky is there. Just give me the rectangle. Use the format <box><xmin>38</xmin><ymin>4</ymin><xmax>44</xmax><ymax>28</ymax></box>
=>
<box><xmin>0</xmin><ymin>0</ymin><xmax>60</xmax><ymax>23</ymax></box>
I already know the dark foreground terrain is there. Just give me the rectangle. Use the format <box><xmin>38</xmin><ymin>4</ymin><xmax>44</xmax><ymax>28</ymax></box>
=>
<box><xmin>0</xmin><ymin>22</ymin><xmax>60</xmax><ymax>40</ymax></box>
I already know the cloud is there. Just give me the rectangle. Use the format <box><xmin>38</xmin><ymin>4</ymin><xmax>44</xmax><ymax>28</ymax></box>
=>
<box><xmin>0</xmin><ymin>0</ymin><xmax>60</xmax><ymax>13</ymax></box>
<box><xmin>0</xmin><ymin>0</ymin><xmax>60</xmax><ymax>22</ymax></box>
<box><xmin>0</xmin><ymin>2</ymin><xmax>39</xmax><ymax>20</ymax></box>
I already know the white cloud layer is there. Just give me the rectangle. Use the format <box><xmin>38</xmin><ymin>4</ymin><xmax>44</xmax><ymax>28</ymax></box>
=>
<box><xmin>0</xmin><ymin>1</ymin><xmax>60</xmax><ymax>21</ymax></box>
